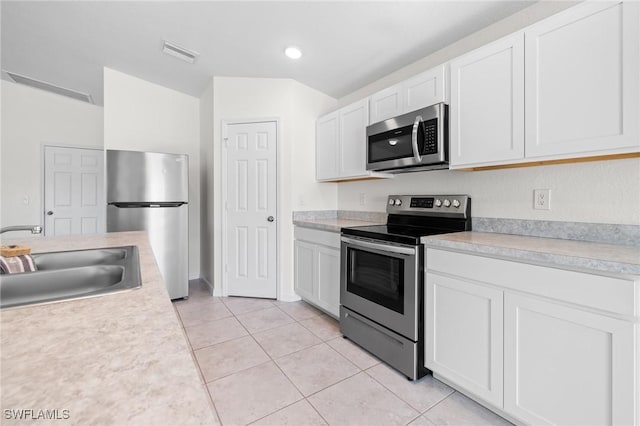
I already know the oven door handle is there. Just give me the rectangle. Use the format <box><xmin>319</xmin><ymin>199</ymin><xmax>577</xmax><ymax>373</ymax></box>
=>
<box><xmin>411</xmin><ymin>115</ymin><xmax>423</xmax><ymax>163</ymax></box>
<box><xmin>341</xmin><ymin>237</ymin><xmax>417</xmax><ymax>256</ymax></box>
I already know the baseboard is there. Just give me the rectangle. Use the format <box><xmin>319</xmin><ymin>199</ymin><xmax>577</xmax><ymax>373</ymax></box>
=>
<box><xmin>278</xmin><ymin>292</ymin><xmax>301</xmax><ymax>302</ymax></box>
<box><xmin>198</xmin><ymin>276</ymin><xmax>222</xmax><ymax>297</ymax></box>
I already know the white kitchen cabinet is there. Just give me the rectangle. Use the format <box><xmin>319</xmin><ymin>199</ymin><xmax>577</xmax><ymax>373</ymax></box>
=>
<box><xmin>316</xmin><ymin>99</ymin><xmax>389</xmax><ymax>181</ymax></box>
<box><xmin>315</xmin><ymin>111</ymin><xmax>339</xmax><ymax>180</ymax></box>
<box><xmin>504</xmin><ymin>293</ymin><xmax>636</xmax><ymax>426</ymax></box>
<box><xmin>525</xmin><ymin>1</ymin><xmax>640</xmax><ymax>159</ymax></box>
<box><xmin>449</xmin><ymin>33</ymin><xmax>525</xmax><ymax>167</ymax></box>
<box><xmin>316</xmin><ymin>246</ymin><xmax>341</xmax><ymax>316</ymax></box>
<box><xmin>294</xmin><ymin>240</ymin><xmax>316</xmax><ymax>301</ymax></box>
<box><xmin>369</xmin><ymin>65</ymin><xmax>449</xmax><ymax>124</ymax></box>
<box><xmin>450</xmin><ymin>1</ymin><xmax>640</xmax><ymax>168</ymax></box>
<box><xmin>369</xmin><ymin>84</ymin><xmax>403</xmax><ymax>124</ymax></box>
<box><xmin>294</xmin><ymin>227</ymin><xmax>340</xmax><ymax>317</ymax></box>
<box><xmin>425</xmin><ymin>247</ymin><xmax>640</xmax><ymax>425</ymax></box>
<box><xmin>425</xmin><ymin>273</ymin><xmax>503</xmax><ymax>407</ymax></box>
<box><xmin>403</xmin><ymin>65</ymin><xmax>449</xmax><ymax>114</ymax></box>
<box><xmin>339</xmin><ymin>99</ymin><xmax>369</xmax><ymax>178</ymax></box>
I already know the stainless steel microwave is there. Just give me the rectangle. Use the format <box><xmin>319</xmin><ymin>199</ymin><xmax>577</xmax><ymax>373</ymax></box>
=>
<box><xmin>366</xmin><ymin>103</ymin><xmax>448</xmax><ymax>173</ymax></box>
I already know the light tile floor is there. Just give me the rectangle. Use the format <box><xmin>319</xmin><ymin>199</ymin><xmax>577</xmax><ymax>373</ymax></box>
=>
<box><xmin>173</xmin><ymin>281</ymin><xmax>513</xmax><ymax>426</ymax></box>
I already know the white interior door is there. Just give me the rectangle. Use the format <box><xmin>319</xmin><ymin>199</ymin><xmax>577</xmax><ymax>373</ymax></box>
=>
<box><xmin>225</xmin><ymin>121</ymin><xmax>277</xmax><ymax>299</ymax></box>
<box><xmin>44</xmin><ymin>146</ymin><xmax>105</xmax><ymax>236</ymax></box>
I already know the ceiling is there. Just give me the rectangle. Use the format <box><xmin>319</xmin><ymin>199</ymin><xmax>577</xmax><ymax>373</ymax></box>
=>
<box><xmin>1</xmin><ymin>1</ymin><xmax>535</xmax><ymax>106</ymax></box>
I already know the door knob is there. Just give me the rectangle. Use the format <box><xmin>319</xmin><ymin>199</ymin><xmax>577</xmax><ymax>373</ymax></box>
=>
<box><xmin>46</xmin><ymin>211</ymin><xmax>54</xmax><ymax>216</ymax></box>
<box><xmin>267</xmin><ymin>216</ymin><xmax>274</xmax><ymax>222</ymax></box>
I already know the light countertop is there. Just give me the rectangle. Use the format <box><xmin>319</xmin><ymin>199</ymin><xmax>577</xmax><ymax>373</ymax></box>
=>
<box><xmin>423</xmin><ymin>231</ymin><xmax>640</xmax><ymax>276</ymax></box>
<box><xmin>0</xmin><ymin>231</ymin><xmax>217</xmax><ymax>425</ymax></box>
<box><xmin>293</xmin><ymin>218</ymin><xmax>384</xmax><ymax>233</ymax></box>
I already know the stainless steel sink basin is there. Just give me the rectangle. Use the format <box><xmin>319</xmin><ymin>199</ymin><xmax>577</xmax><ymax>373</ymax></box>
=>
<box><xmin>0</xmin><ymin>246</ymin><xmax>141</xmax><ymax>309</ymax></box>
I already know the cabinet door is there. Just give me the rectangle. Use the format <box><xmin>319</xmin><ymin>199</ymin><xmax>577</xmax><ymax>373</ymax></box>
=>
<box><xmin>294</xmin><ymin>240</ymin><xmax>316</xmax><ymax>300</ymax></box>
<box><xmin>525</xmin><ymin>1</ymin><xmax>640</xmax><ymax>158</ymax></box>
<box><xmin>450</xmin><ymin>33</ymin><xmax>525</xmax><ymax>168</ymax></box>
<box><xmin>425</xmin><ymin>273</ymin><xmax>503</xmax><ymax>407</ymax></box>
<box><xmin>370</xmin><ymin>84</ymin><xmax>403</xmax><ymax>124</ymax></box>
<box><xmin>504</xmin><ymin>293</ymin><xmax>636</xmax><ymax>425</ymax></box>
<box><xmin>316</xmin><ymin>246</ymin><xmax>340</xmax><ymax>318</ymax></box>
<box><xmin>403</xmin><ymin>65</ymin><xmax>448</xmax><ymax>113</ymax></box>
<box><xmin>339</xmin><ymin>99</ymin><xmax>369</xmax><ymax>178</ymax></box>
<box><xmin>316</xmin><ymin>111</ymin><xmax>340</xmax><ymax>181</ymax></box>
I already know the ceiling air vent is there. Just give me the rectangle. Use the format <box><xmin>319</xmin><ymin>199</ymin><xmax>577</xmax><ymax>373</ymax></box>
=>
<box><xmin>162</xmin><ymin>40</ymin><xmax>199</xmax><ymax>64</ymax></box>
<box><xmin>5</xmin><ymin>71</ymin><xmax>94</xmax><ymax>104</ymax></box>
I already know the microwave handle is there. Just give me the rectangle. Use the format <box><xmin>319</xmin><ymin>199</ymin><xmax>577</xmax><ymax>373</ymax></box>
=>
<box><xmin>411</xmin><ymin>115</ymin><xmax>423</xmax><ymax>162</ymax></box>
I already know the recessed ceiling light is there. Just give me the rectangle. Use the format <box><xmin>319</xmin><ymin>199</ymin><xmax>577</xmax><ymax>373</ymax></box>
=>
<box><xmin>162</xmin><ymin>40</ymin><xmax>200</xmax><ymax>64</ymax></box>
<box><xmin>285</xmin><ymin>46</ymin><xmax>302</xmax><ymax>60</ymax></box>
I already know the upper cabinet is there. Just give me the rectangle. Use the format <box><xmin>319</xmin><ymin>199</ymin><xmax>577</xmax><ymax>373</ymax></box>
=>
<box><xmin>339</xmin><ymin>100</ymin><xmax>370</xmax><ymax>178</ymax></box>
<box><xmin>316</xmin><ymin>99</ymin><xmax>389</xmax><ymax>181</ymax></box>
<box><xmin>450</xmin><ymin>33</ymin><xmax>525</xmax><ymax>166</ymax></box>
<box><xmin>316</xmin><ymin>111</ymin><xmax>340</xmax><ymax>180</ymax></box>
<box><xmin>524</xmin><ymin>1</ymin><xmax>640</xmax><ymax>158</ymax></box>
<box><xmin>369</xmin><ymin>65</ymin><xmax>449</xmax><ymax>124</ymax></box>
<box><xmin>450</xmin><ymin>1</ymin><xmax>640</xmax><ymax>169</ymax></box>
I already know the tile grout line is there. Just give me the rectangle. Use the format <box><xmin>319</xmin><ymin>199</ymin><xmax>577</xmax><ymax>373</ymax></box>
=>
<box><xmin>174</xmin><ymin>295</ymin><xmax>223</xmax><ymax>425</ymax></box>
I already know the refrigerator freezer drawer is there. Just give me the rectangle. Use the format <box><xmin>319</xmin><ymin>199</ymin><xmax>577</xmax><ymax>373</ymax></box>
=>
<box><xmin>107</xmin><ymin>204</ymin><xmax>188</xmax><ymax>299</ymax></box>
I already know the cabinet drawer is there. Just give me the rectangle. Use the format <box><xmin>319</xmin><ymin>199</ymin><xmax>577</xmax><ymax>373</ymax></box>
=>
<box><xmin>294</xmin><ymin>226</ymin><xmax>340</xmax><ymax>249</ymax></box>
<box><xmin>426</xmin><ymin>248</ymin><xmax>637</xmax><ymax>317</ymax></box>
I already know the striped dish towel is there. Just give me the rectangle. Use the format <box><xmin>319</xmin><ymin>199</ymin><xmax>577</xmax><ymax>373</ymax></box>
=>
<box><xmin>0</xmin><ymin>255</ymin><xmax>37</xmax><ymax>274</ymax></box>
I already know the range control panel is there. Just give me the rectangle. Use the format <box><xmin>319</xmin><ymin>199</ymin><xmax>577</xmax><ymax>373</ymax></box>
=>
<box><xmin>387</xmin><ymin>195</ymin><xmax>470</xmax><ymax>218</ymax></box>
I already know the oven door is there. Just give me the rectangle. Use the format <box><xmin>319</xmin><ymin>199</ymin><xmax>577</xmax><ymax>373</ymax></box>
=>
<box><xmin>340</xmin><ymin>236</ymin><xmax>420</xmax><ymax>341</ymax></box>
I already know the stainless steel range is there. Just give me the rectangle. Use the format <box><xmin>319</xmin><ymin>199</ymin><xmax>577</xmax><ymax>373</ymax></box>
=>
<box><xmin>340</xmin><ymin>194</ymin><xmax>471</xmax><ymax>380</ymax></box>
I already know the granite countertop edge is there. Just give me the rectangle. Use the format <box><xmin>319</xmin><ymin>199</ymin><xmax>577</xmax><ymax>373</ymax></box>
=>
<box><xmin>423</xmin><ymin>232</ymin><xmax>640</xmax><ymax>277</ymax></box>
<box><xmin>293</xmin><ymin>218</ymin><xmax>384</xmax><ymax>233</ymax></box>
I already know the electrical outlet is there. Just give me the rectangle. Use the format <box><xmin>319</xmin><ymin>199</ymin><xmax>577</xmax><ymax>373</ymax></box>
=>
<box><xmin>534</xmin><ymin>189</ymin><xmax>551</xmax><ymax>210</ymax></box>
<box><xmin>359</xmin><ymin>193</ymin><xmax>366</xmax><ymax>207</ymax></box>
<box><xmin>298</xmin><ymin>195</ymin><xmax>305</xmax><ymax>207</ymax></box>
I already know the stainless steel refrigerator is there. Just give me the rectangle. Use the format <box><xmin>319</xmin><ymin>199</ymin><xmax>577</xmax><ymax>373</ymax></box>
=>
<box><xmin>106</xmin><ymin>149</ymin><xmax>189</xmax><ymax>299</ymax></box>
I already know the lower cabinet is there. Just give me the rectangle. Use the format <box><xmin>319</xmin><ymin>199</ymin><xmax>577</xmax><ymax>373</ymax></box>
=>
<box><xmin>425</xmin><ymin>247</ymin><xmax>639</xmax><ymax>425</ymax></box>
<box><xmin>504</xmin><ymin>293</ymin><xmax>636</xmax><ymax>426</ymax></box>
<box><xmin>294</xmin><ymin>227</ymin><xmax>340</xmax><ymax>318</ymax></box>
<box><xmin>425</xmin><ymin>273</ymin><xmax>503</xmax><ymax>407</ymax></box>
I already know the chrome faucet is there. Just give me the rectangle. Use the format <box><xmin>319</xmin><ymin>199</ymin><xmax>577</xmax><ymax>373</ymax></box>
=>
<box><xmin>0</xmin><ymin>225</ymin><xmax>43</xmax><ymax>235</ymax></box>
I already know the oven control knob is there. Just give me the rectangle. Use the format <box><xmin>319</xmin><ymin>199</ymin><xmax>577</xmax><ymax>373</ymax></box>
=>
<box><xmin>443</xmin><ymin>199</ymin><xmax>451</xmax><ymax>208</ymax></box>
<box><xmin>394</xmin><ymin>198</ymin><xmax>402</xmax><ymax>206</ymax></box>
<box><xmin>452</xmin><ymin>199</ymin><xmax>461</xmax><ymax>209</ymax></box>
<box><xmin>388</xmin><ymin>198</ymin><xmax>395</xmax><ymax>206</ymax></box>
<box><xmin>434</xmin><ymin>199</ymin><xmax>442</xmax><ymax>207</ymax></box>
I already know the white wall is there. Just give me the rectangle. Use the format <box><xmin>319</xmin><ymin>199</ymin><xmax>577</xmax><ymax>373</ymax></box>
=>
<box><xmin>103</xmin><ymin>68</ymin><xmax>201</xmax><ymax>277</ymax></box>
<box><xmin>207</xmin><ymin>77</ymin><xmax>336</xmax><ymax>298</ymax></box>
<box><xmin>0</xmin><ymin>80</ymin><xmax>104</xmax><ymax>231</ymax></box>
<box><xmin>336</xmin><ymin>1</ymin><xmax>640</xmax><ymax>226</ymax></box>
<box><xmin>338</xmin><ymin>159</ymin><xmax>640</xmax><ymax>225</ymax></box>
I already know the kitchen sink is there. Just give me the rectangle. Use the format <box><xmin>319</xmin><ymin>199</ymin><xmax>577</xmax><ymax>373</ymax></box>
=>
<box><xmin>0</xmin><ymin>246</ymin><xmax>141</xmax><ymax>309</ymax></box>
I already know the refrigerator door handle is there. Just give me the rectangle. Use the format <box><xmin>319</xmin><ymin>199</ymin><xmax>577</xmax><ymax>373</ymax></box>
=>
<box><xmin>109</xmin><ymin>202</ymin><xmax>187</xmax><ymax>208</ymax></box>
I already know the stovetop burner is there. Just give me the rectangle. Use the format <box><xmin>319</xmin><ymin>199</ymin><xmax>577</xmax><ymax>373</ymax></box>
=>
<box><xmin>341</xmin><ymin>194</ymin><xmax>471</xmax><ymax>245</ymax></box>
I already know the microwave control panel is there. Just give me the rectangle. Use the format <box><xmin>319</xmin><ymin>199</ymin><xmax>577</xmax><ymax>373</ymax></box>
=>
<box><xmin>422</xmin><ymin>118</ymin><xmax>438</xmax><ymax>155</ymax></box>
